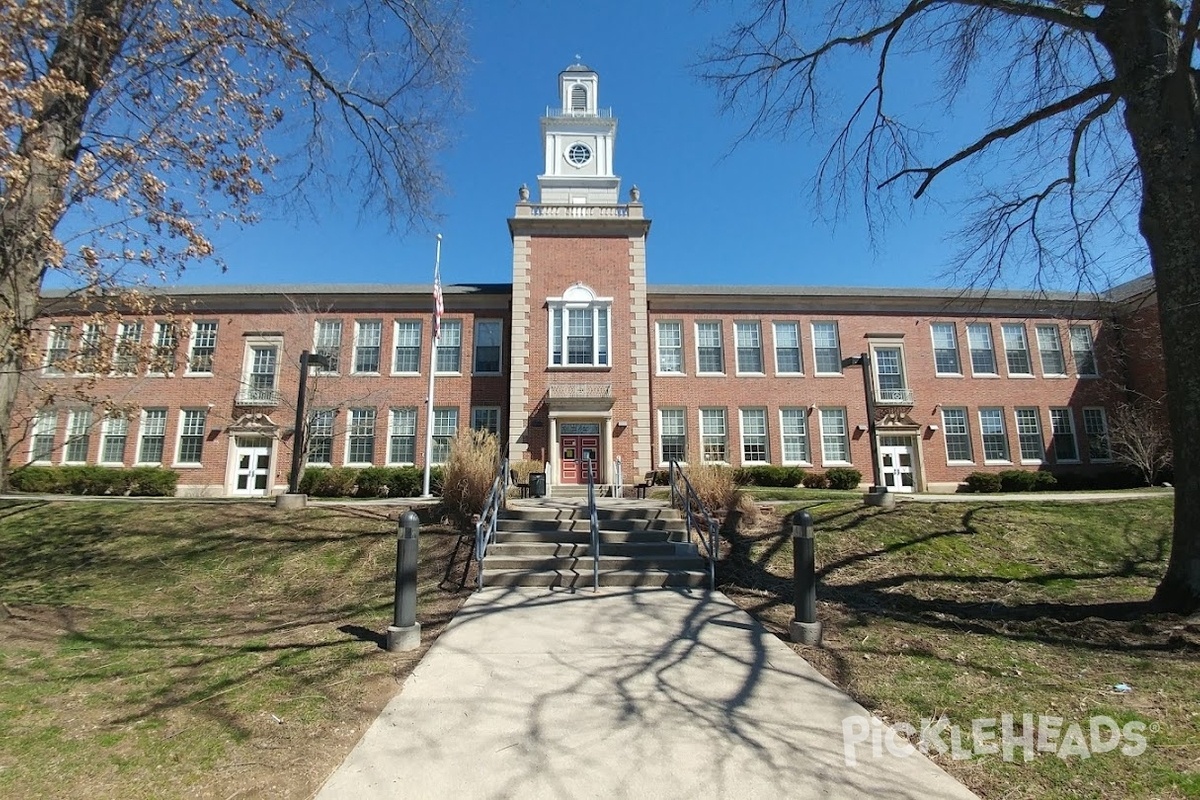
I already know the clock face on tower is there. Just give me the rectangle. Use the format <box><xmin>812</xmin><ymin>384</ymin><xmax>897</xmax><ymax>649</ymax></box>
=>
<box><xmin>566</xmin><ymin>142</ymin><xmax>592</xmax><ymax>166</ymax></box>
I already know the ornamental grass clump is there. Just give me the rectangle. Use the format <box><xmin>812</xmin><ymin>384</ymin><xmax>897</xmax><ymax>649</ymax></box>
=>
<box><xmin>441</xmin><ymin>428</ymin><xmax>501</xmax><ymax>525</ymax></box>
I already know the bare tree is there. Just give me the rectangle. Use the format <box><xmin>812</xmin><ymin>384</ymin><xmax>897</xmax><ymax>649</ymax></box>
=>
<box><xmin>699</xmin><ymin>1</ymin><xmax>1200</xmax><ymax>612</ymax></box>
<box><xmin>1109</xmin><ymin>397</ymin><xmax>1173</xmax><ymax>486</ymax></box>
<box><xmin>0</xmin><ymin>0</ymin><xmax>465</xmax><ymax>489</ymax></box>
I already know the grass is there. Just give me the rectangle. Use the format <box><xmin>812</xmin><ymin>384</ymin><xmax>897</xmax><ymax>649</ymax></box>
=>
<box><xmin>0</xmin><ymin>499</ymin><xmax>475</xmax><ymax>799</ymax></box>
<box><xmin>720</xmin><ymin>497</ymin><xmax>1200</xmax><ymax>799</ymax></box>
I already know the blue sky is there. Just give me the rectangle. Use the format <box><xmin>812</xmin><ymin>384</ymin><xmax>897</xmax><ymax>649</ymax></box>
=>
<box><xmin>167</xmin><ymin>1</ymin><xmax>1146</xmax><ymax>292</ymax></box>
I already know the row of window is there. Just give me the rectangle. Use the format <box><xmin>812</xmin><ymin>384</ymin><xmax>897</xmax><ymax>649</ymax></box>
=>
<box><xmin>653</xmin><ymin>405</ymin><xmax>1112</xmax><ymax>468</ymax></box>
<box><xmin>654</xmin><ymin>320</ymin><xmax>1099</xmax><ymax>379</ymax></box>
<box><xmin>28</xmin><ymin>406</ymin><xmax>504</xmax><ymax>468</ymax></box>
<box><xmin>42</xmin><ymin>318</ymin><xmax>504</xmax><ymax>378</ymax></box>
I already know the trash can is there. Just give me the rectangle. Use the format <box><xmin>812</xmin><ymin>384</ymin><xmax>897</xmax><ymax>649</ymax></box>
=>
<box><xmin>529</xmin><ymin>472</ymin><xmax>547</xmax><ymax>498</ymax></box>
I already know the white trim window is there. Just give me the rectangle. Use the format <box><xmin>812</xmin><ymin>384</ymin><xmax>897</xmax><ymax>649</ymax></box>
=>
<box><xmin>307</xmin><ymin>409</ymin><xmax>335</xmax><ymax>465</ymax></box>
<box><xmin>735</xmin><ymin>321</ymin><xmax>764</xmax><ymax>374</ymax></box>
<box><xmin>1083</xmin><ymin>407</ymin><xmax>1111</xmax><ymax>460</ymax></box>
<box><xmin>388</xmin><ymin>408</ymin><xmax>417</xmax><ymax>464</ymax></box>
<box><xmin>63</xmin><ymin>409</ymin><xmax>92</xmax><ymax>463</ymax></box>
<box><xmin>30</xmin><ymin>410</ymin><xmax>57</xmax><ymax>463</ymax></box>
<box><xmin>187</xmin><ymin>321</ymin><xmax>217</xmax><ymax>374</ymax></box>
<box><xmin>176</xmin><ymin>409</ymin><xmax>207</xmax><ymax>464</ymax></box>
<box><xmin>393</xmin><ymin>320</ymin><xmax>422</xmax><ymax>374</ymax></box>
<box><xmin>78</xmin><ymin>322</ymin><xmax>103</xmax><ymax>375</ymax></box>
<box><xmin>695</xmin><ymin>322</ymin><xmax>724</xmax><ymax>374</ymax></box>
<box><xmin>656</xmin><ymin>321</ymin><xmax>684</xmax><ymax>374</ymax></box>
<box><xmin>659</xmin><ymin>408</ymin><xmax>686</xmax><ymax>463</ymax></box>
<box><xmin>244</xmin><ymin>345</ymin><xmax>279</xmax><ymax>401</ymax></box>
<box><xmin>700</xmin><ymin>408</ymin><xmax>727</xmax><ymax>463</ymax></box>
<box><xmin>966</xmin><ymin>323</ymin><xmax>997</xmax><ymax>375</ymax></box>
<box><xmin>1035</xmin><ymin>325</ymin><xmax>1066</xmax><ymax>376</ymax></box>
<box><xmin>548</xmin><ymin>284</ymin><xmax>611</xmax><ymax>368</ymax></box>
<box><xmin>1014</xmin><ymin>407</ymin><xmax>1045</xmax><ymax>462</ymax></box>
<box><xmin>773</xmin><ymin>322</ymin><xmax>803</xmax><ymax>374</ymax></box>
<box><xmin>473</xmin><ymin>320</ymin><xmax>503</xmax><ymax>374</ymax></box>
<box><xmin>100</xmin><ymin>414</ymin><xmax>129</xmax><ymax>464</ymax></box>
<box><xmin>1049</xmin><ymin>407</ymin><xmax>1079</xmax><ymax>463</ymax></box>
<box><xmin>979</xmin><ymin>407</ymin><xmax>1010</xmax><ymax>462</ymax></box>
<box><xmin>811</xmin><ymin>322</ymin><xmax>842</xmax><ymax>374</ymax></box>
<box><xmin>1071</xmin><ymin>326</ymin><xmax>1099</xmax><ymax>376</ymax></box>
<box><xmin>471</xmin><ymin>406</ymin><xmax>500</xmax><ymax>435</ymax></box>
<box><xmin>353</xmin><ymin>320</ymin><xmax>383</xmax><ymax>374</ymax></box>
<box><xmin>780</xmin><ymin>408</ymin><xmax>810</xmax><ymax>464</ymax></box>
<box><xmin>941</xmin><ymin>407</ymin><xmax>973</xmax><ymax>463</ymax></box>
<box><xmin>1001</xmin><ymin>323</ymin><xmax>1032</xmax><ymax>376</ymax></box>
<box><xmin>113</xmin><ymin>321</ymin><xmax>144</xmax><ymax>376</ymax></box>
<box><xmin>931</xmin><ymin>322</ymin><xmax>962</xmax><ymax>375</ymax></box>
<box><xmin>819</xmin><ymin>408</ymin><xmax>849</xmax><ymax>463</ymax></box>
<box><xmin>436</xmin><ymin>320</ymin><xmax>463</xmax><ymax>373</ymax></box>
<box><xmin>432</xmin><ymin>407</ymin><xmax>458</xmax><ymax>464</ymax></box>
<box><xmin>740</xmin><ymin>408</ymin><xmax>768</xmax><ymax>463</ymax></box>
<box><xmin>150</xmin><ymin>322</ymin><xmax>177</xmax><ymax>375</ymax></box>
<box><xmin>346</xmin><ymin>408</ymin><xmax>377</xmax><ymax>465</ymax></box>
<box><xmin>872</xmin><ymin>345</ymin><xmax>907</xmax><ymax>399</ymax></box>
<box><xmin>314</xmin><ymin>320</ymin><xmax>342</xmax><ymax>373</ymax></box>
<box><xmin>137</xmin><ymin>409</ymin><xmax>167</xmax><ymax>464</ymax></box>
<box><xmin>44</xmin><ymin>324</ymin><xmax>72</xmax><ymax>375</ymax></box>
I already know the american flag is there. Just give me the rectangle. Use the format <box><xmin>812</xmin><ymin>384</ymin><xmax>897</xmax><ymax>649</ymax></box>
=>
<box><xmin>432</xmin><ymin>264</ymin><xmax>444</xmax><ymax>341</ymax></box>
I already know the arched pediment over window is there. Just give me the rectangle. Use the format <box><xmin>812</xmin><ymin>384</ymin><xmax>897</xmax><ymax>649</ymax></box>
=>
<box><xmin>547</xmin><ymin>283</ymin><xmax>613</xmax><ymax>368</ymax></box>
<box><xmin>561</xmin><ymin>282</ymin><xmax>598</xmax><ymax>305</ymax></box>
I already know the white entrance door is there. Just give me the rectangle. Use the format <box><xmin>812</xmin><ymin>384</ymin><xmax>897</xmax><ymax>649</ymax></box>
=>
<box><xmin>879</xmin><ymin>437</ymin><xmax>916</xmax><ymax>493</ymax></box>
<box><xmin>233</xmin><ymin>437</ymin><xmax>273</xmax><ymax>496</ymax></box>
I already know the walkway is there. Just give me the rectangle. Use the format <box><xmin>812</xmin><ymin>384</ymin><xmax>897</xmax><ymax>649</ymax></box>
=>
<box><xmin>315</xmin><ymin>588</ymin><xmax>977</xmax><ymax>800</ymax></box>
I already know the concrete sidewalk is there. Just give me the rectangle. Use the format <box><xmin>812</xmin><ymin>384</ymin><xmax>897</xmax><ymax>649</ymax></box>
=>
<box><xmin>315</xmin><ymin>589</ymin><xmax>977</xmax><ymax>799</ymax></box>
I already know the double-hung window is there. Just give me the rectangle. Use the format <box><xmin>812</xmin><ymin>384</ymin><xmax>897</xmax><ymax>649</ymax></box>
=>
<box><xmin>30</xmin><ymin>410</ymin><xmax>57</xmax><ymax>463</ymax></box>
<box><xmin>740</xmin><ymin>408</ymin><xmax>768</xmax><ymax>463</ymax></box>
<box><xmin>388</xmin><ymin>408</ymin><xmax>417</xmax><ymax>464</ymax></box>
<box><xmin>966</xmin><ymin>323</ymin><xmax>997</xmax><ymax>375</ymax></box>
<box><xmin>1036</xmin><ymin>325</ymin><xmax>1066</xmax><ymax>376</ymax></box>
<box><xmin>471</xmin><ymin>406</ymin><xmax>500</xmax><ymax>435</ymax></box>
<box><xmin>773</xmin><ymin>322</ymin><xmax>802</xmax><ymax>374</ymax></box>
<box><xmin>548</xmin><ymin>285</ymin><xmax>610</xmax><ymax>368</ymax></box>
<box><xmin>873</xmin><ymin>346</ymin><xmax>907</xmax><ymax>401</ymax></box>
<box><xmin>1014</xmin><ymin>408</ymin><xmax>1044</xmax><ymax>462</ymax></box>
<box><xmin>354</xmin><ymin>321</ymin><xmax>382</xmax><ymax>373</ymax></box>
<box><xmin>1083</xmin><ymin>408</ymin><xmax>1111</xmax><ymax>460</ymax></box>
<box><xmin>314</xmin><ymin>320</ymin><xmax>342</xmax><ymax>373</ymax></box>
<box><xmin>780</xmin><ymin>408</ymin><xmax>810</xmax><ymax>464</ymax></box>
<box><xmin>137</xmin><ymin>409</ymin><xmax>167</xmax><ymax>464</ymax></box>
<box><xmin>700</xmin><ymin>408</ymin><xmax>727</xmax><ymax>463</ymax></box>
<box><xmin>931</xmin><ymin>323</ymin><xmax>961</xmax><ymax>375</ymax></box>
<box><xmin>979</xmin><ymin>408</ymin><xmax>1009</xmax><ymax>462</ymax></box>
<box><xmin>437</xmin><ymin>320</ymin><xmax>463</xmax><ymax>372</ymax></box>
<box><xmin>346</xmin><ymin>408</ymin><xmax>376</xmax><ymax>464</ymax></box>
<box><xmin>657</xmin><ymin>322</ymin><xmax>683</xmax><ymax>374</ymax></box>
<box><xmin>114</xmin><ymin>321</ymin><xmax>143</xmax><ymax>375</ymax></box>
<box><xmin>1001</xmin><ymin>323</ymin><xmax>1032</xmax><ymax>376</ymax></box>
<box><xmin>474</xmin><ymin>320</ymin><xmax>502</xmax><ymax>374</ymax></box>
<box><xmin>735</xmin><ymin>322</ymin><xmax>764</xmax><ymax>374</ymax></box>
<box><xmin>307</xmin><ymin>410</ymin><xmax>334</xmax><ymax>464</ymax></box>
<box><xmin>150</xmin><ymin>322</ymin><xmax>177</xmax><ymax>375</ymax></box>
<box><xmin>393</xmin><ymin>320</ymin><xmax>422</xmax><ymax>373</ymax></box>
<box><xmin>819</xmin><ymin>408</ymin><xmax>849</xmax><ymax>463</ymax></box>
<box><xmin>64</xmin><ymin>409</ymin><xmax>92</xmax><ymax>463</ymax></box>
<box><xmin>1071</xmin><ymin>326</ymin><xmax>1098</xmax><ymax>376</ymax></box>
<box><xmin>941</xmin><ymin>407</ymin><xmax>972</xmax><ymax>462</ymax></box>
<box><xmin>812</xmin><ymin>322</ymin><xmax>842</xmax><ymax>374</ymax></box>
<box><xmin>188</xmin><ymin>321</ymin><xmax>217</xmax><ymax>374</ymax></box>
<box><xmin>696</xmin><ymin>322</ymin><xmax>724</xmax><ymax>374</ymax></box>
<box><xmin>245</xmin><ymin>345</ymin><xmax>278</xmax><ymax>402</ymax></box>
<box><xmin>659</xmin><ymin>409</ymin><xmax>686</xmax><ymax>463</ymax></box>
<box><xmin>1049</xmin><ymin>408</ymin><xmax>1078</xmax><ymax>462</ymax></box>
<box><xmin>432</xmin><ymin>408</ymin><xmax>458</xmax><ymax>463</ymax></box>
<box><xmin>100</xmin><ymin>414</ymin><xmax>128</xmax><ymax>464</ymax></box>
<box><xmin>44</xmin><ymin>325</ymin><xmax>72</xmax><ymax>375</ymax></box>
<box><xmin>177</xmin><ymin>409</ymin><xmax>207</xmax><ymax>464</ymax></box>
<box><xmin>79</xmin><ymin>323</ymin><xmax>103</xmax><ymax>374</ymax></box>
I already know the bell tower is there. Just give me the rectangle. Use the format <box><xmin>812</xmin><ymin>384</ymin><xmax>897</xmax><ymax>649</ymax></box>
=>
<box><xmin>537</xmin><ymin>61</ymin><xmax>620</xmax><ymax>205</ymax></box>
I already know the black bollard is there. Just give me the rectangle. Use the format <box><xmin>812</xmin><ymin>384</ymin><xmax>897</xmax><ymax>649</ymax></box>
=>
<box><xmin>788</xmin><ymin>509</ymin><xmax>822</xmax><ymax>645</ymax></box>
<box><xmin>387</xmin><ymin>510</ymin><xmax>422</xmax><ymax>652</ymax></box>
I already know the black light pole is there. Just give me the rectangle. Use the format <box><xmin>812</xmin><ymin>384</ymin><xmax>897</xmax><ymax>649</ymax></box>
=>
<box><xmin>843</xmin><ymin>353</ymin><xmax>885</xmax><ymax>493</ymax></box>
<box><xmin>288</xmin><ymin>350</ymin><xmax>331</xmax><ymax>495</ymax></box>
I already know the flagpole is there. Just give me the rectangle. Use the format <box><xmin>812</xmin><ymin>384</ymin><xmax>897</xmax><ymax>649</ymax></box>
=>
<box><xmin>421</xmin><ymin>234</ymin><xmax>443</xmax><ymax>498</ymax></box>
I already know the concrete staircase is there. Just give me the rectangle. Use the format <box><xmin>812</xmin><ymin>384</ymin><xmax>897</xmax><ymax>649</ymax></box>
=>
<box><xmin>480</xmin><ymin>504</ymin><xmax>708</xmax><ymax>589</ymax></box>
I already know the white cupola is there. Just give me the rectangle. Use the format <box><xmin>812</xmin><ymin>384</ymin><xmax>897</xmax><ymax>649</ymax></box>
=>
<box><xmin>537</xmin><ymin>61</ymin><xmax>620</xmax><ymax>205</ymax></box>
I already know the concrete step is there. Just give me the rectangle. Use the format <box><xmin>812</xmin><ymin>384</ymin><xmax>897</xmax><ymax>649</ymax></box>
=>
<box><xmin>487</xmin><ymin>541</ymin><xmax>684</xmax><ymax>557</ymax></box>
<box><xmin>496</xmin><ymin>518</ymin><xmax>686</xmax><ymax>533</ymax></box>
<box><xmin>482</xmin><ymin>554</ymin><xmax>707</xmax><ymax>571</ymax></box>
<box><xmin>493</xmin><ymin>530</ymin><xmax>687</xmax><ymax>545</ymax></box>
<box><xmin>480</xmin><ymin>568</ymin><xmax>709</xmax><ymax>589</ymax></box>
<box><xmin>501</xmin><ymin>507</ymin><xmax>680</xmax><ymax>522</ymax></box>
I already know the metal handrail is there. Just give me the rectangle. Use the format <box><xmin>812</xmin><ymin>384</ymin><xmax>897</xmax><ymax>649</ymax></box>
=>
<box><xmin>474</xmin><ymin>456</ymin><xmax>509</xmax><ymax>591</ymax></box>
<box><xmin>586</xmin><ymin>458</ymin><xmax>599</xmax><ymax>592</ymax></box>
<box><xmin>667</xmin><ymin>460</ymin><xmax>718</xmax><ymax>591</ymax></box>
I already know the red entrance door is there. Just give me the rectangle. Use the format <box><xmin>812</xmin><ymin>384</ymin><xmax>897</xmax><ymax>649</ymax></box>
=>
<box><xmin>560</xmin><ymin>435</ymin><xmax>599</xmax><ymax>484</ymax></box>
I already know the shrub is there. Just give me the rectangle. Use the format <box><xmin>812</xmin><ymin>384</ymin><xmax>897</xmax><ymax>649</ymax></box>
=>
<box><xmin>825</xmin><ymin>467</ymin><xmax>863</xmax><ymax>490</ymax></box>
<box><xmin>964</xmin><ymin>472</ymin><xmax>1001</xmax><ymax>493</ymax></box>
<box><xmin>686</xmin><ymin>463</ymin><xmax>740</xmax><ymax>513</ymax></box>
<box><xmin>441</xmin><ymin>428</ymin><xmax>500</xmax><ymax>524</ymax></box>
<box><xmin>126</xmin><ymin>467</ymin><xmax>178</xmax><ymax>496</ymax></box>
<box><xmin>998</xmin><ymin>469</ymin><xmax>1039</xmax><ymax>492</ymax></box>
<box><xmin>10</xmin><ymin>465</ymin><xmax>177</xmax><ymax>496</ymax></box>
<box><xmin>1032</xmin><ymin>471</ymin><xmax>1058</xmax><ymax>491</ymax></box>
<box><xmin>386</xmin><ymin>466</ymin><xmax>425</xmax><ymax>498</ymax></box>
<box><xmin>734</xmin><ymin>465</ymin><xmax>804</xmax><ymax>487</ymax></box>
<box><xmin>354</xmin><ymin>467</ymin><xmax>392</xmax><ymax>497</ymax></box>
<box><xmin>802</xmin><ymin>472</ymin><xmax>829</xmax><ymax>489</ymax></box>
<box><xmin>10</xmin><ymin>466</ymin><xmax>64</xmax><ymax>493</ymax></box>
<box><xmin>300</xmin><ymin>467</ymin><xmax>358</xmax><ymax>497</ymax></box>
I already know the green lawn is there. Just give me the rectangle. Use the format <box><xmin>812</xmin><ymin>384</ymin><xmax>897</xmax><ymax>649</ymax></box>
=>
<box><xmin>721</xmin><ymin>497</ymin><xmax>1200</xmax><ymax>799</ymax></box>
<box><xmin>0</xmin><ymin>500</ymin><xmax>472</xmax><ymax>799</ymax></box>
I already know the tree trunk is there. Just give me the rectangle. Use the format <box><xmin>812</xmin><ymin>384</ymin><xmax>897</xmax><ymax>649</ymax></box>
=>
<box><xmin>1098</xmin><ymin>2</ymin><xmax>1200</xmax><ymax>612</ymax></box>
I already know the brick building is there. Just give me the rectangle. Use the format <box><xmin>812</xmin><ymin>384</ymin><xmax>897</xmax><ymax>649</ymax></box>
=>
<box><xmin>13</xmin><ymin>63</ymin><xmax>1165</xmax><ymax>496</ymax></box>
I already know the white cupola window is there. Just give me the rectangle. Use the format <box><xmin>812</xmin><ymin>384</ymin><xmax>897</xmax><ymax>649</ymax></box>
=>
<box><xmin>548</xmin><ymin>283</ymin><xmax>612</xmax><ymax>368</ymax></box>
<box><xmin>570</xmin><ymin>84</ymin><xmax>588</xmax><ymax>112</ymax></box>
